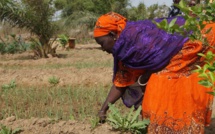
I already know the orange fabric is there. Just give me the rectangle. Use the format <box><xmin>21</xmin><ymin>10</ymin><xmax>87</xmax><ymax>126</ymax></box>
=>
<box><xmin>143</xmin><ymin>73</ymin><xmax>213</xmax><ymax>133</ymax></box>
<box><xmin>113</xmin><ymin>62</ymin><xmax>145</xmax><ymax>87</ymax></box>
<box><xmin>142</xmin><ymin>23</ymin><xmax>215</xmax><ymax>133</ymax></box>
<box><xmin>93</xmin><ymin>12</ymin><xmax>127</xmax><ymax>37</ymax></box>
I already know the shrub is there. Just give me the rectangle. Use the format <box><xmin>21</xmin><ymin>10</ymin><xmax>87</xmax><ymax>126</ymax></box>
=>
<box><xmin>0</xmin><ymin>34</ymin><xmax>29</xmax><ymax>54</ymax></box>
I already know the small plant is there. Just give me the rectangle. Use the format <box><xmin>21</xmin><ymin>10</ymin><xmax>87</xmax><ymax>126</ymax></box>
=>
<box><xmin>58</xmin><ymin>34</ymin><xmax>69</xmax><ymax>48</ymax></box>
<box><xmin>48</xmin><ymin>76</ymin><xmax>60</xmax><ymax>85</ymax></box>
<box><xmin>69</xmin><ymin>114</ymin><xmax>75</xmax><ymax>121</ymax></box>
<box><xmin>107</xmin><ymin>104</ymin><xmax>149</xmax><ymax>134</ymax></box>
<box><xmin>0</xmin><ymin>124</ymin><xmax>22</xmax><ymax>134</ymax></box>
<box><xmin>193</xmin><ymin>51</ymin><xmax>215</xmax><ymax>96</ymax></box>
<box><xmin>90</xmin><ymin>117</ymin><xmax>100</xmax><ymax>130</ymax></box>
<box><xmin>2</xmin><ymin>80</ymin><xmax>16</xmax><ymax>90</ymax></box>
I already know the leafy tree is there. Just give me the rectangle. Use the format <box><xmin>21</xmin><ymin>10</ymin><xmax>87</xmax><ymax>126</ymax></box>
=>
<box><xmin>55</xmin><ymin>0</ymin><xmax>131</xmax><ymax>17</ymax></box>
<box><xmin>53</xmin><ymin>0</ymin><xmax>67</xmax><ymax>10</ymax></box>
<box><xmin>153</xmin><ymin>4</ymin><xmax>170</xmax><ymax>19</ymax></box>
<box><xmin>146</xmin><ymin>4</ymin><xmax>169</xmax><ymax>19</ymax></box>
<box><xmin>127</xmin><ymin>3</ymin><xmax>147</xmax><ymax>21</ymax></box>
<box><xmin>128</xmin><ymin>3</ymin><xmax>169</xmax><ymax>21</ymax></box>
<box><xmin>55</xmin><ymin>0</ymin><xmax>131</xmax><ymax>30</ymax></box>
<box><xmin>0</xmin><ymin>0</ymin><xmax>59</xmax><ymax>58</ymax></box>
<box><xmin>108</xmin><ymin>0</ymin><xmax>131</xmax><ymax>17</ymax></box>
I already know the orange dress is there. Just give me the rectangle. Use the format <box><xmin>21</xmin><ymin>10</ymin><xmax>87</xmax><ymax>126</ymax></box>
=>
<box><xmin>142</xmin><ymin>23</ymin><xmax>215</xmax><ymax>133</ymax></box>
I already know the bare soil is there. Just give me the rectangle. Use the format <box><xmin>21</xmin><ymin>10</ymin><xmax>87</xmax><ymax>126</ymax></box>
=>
<box><xmin>0</xmin><ymin>116</ymin><xmax>123</xmax><ymax>134</ymax></box>
<box><xmin>0</xmin><ymin>44</ymin><xmax>214</xmax><ymax>134</ymax></box>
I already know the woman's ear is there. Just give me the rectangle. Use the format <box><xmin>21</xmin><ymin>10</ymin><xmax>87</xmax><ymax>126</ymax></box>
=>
<box><xmin>109</xmin><ymin>31</ymin><xmax>117</xmax><ymax>37</ymax></box>
<box><xmin>109</xmin><ymin>31</ymin><xmax>117</xmax><ymax>41</ymax></box>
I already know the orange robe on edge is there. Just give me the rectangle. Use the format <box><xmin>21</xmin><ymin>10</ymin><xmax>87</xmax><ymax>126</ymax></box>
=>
<box><xmin>142</xmin><ymin>23</ymin><xmax>215</xmax><ymax>133</ymax></box>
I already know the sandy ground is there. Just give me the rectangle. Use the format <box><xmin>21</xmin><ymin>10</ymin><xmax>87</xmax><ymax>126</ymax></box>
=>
<box><xmin>0</xmin><ymin>44</ymin><xmax>214</xmax><ymax>134</ymax></box>
<box><xmin>0</xmin><ymin>116</ymin><xmax>214</xmax><ymax>134</ymax></box>
<box><xmin>0</xmin><ymin>116</ymin><xmax>124</xmax><ymax>134</ymax></box>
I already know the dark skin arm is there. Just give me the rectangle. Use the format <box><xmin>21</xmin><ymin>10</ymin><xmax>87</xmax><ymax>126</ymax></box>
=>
<box><xmin>98</xmin><ymin>71</ymin><xmax>152</xmax><ymax>123</ymax></box>
<box><xmin>98</xmin><ymin>85</ymin><xmax>125</xmax><ymax>123</ymax></box>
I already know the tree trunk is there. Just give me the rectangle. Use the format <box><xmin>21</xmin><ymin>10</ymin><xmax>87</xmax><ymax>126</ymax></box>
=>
<box><xmin>33</xmin><ymin>38</ymin><xmax>58</xmax><ymax>58</ymax></box>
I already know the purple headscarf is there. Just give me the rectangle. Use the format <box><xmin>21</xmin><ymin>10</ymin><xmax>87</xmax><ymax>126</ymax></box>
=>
<box><xmin>112</xmin><ymin>16</ymin><xmax>189</xmax><ymax>76</ymax></box>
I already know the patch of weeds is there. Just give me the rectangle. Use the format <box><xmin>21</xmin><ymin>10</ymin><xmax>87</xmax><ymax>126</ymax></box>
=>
<box><xmin>48</xmin><ymin>76</ymin><xmax>59</xmax><ymax>85</ymax></box>
<box><xmin>0</xmin><ymin>124</ymin><xmax>22</xmax><ymax>134</ymax></box>
<box><xmin>107</xmin><ymin>104</ymin><xmax>149</xmax><ymax>134</ymax></box>
<box><xmin>1</xmin><ymin>80</ymin><xmax>16</xmax><ymax>91</ymax></box>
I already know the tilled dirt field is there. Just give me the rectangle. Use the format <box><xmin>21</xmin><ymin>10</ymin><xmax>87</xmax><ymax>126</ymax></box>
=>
<box><xmin>0</xmin><ymin>116</ymin><xmax>124</xmax><ymax>134</ymax></box>
<box><xmin>0</xmin><ymin>116</ymin><xmax>214</xmax><ymax>134</ymax></box>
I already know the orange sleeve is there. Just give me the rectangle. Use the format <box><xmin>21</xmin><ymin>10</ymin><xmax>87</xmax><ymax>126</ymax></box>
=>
<box><xmin>113</xmin><ymin>62</ymin><xmax>145</xmax><ymax>87</ymax></box>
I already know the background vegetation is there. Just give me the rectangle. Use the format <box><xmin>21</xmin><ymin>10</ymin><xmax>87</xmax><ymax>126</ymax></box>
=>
<box><xmin>0</xmin><ymin>0</ymin><xmax>170</xmax><ymax>58</ymax></box>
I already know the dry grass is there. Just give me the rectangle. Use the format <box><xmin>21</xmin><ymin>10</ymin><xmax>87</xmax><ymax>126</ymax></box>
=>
<box><xmin>0</xmin><ymin>44</ymin><xmax>126</xmax><ymax>122</ymax></box>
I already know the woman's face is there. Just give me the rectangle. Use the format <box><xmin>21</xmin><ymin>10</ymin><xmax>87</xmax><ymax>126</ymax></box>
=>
<box><xmin>95</xmin><ymin>34</ymin><xmax>116</xmax><ymax>54</ymax></box>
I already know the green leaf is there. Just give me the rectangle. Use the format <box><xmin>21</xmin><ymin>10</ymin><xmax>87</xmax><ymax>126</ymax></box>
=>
<box><xmin>168</xmin><ymin>18</ymin><xmax>177</xmax><ymax>28</ymax></box>
<box><xmin>203</xmin><ymin>64</ymin><xmax>210</xmax><ymax>72</ymax></box>
<box><xmin>178</xmin><ymin>0</ymin><xmax>186</xmax><ymax>9</ymax></box>
<box><xmin>159</xmin><ymin>19</ymin><xmax>168</xmax><ymax>30</ymax></box>
<box><xmin>198</xmin><ymin>73</ymin><xmax>208</xmax><ymax>79</ymax></box>
<box><xmin>107</xmin><ymin>117</ymin><xmax>118</xmax><ymax>125</ymax></box>
<box><xmin>203</xmin><ymin>27</ymin><xmax>212</xmax><ymax>34</ymax></box>
<box><xmin>127</xmin><ymin>106</ymin><xmax>135</xmax><ymax>121</ymax></box>
<box><xmin>198</xmin><ymin>80</ymin><xmax>213</xmax><ymax>87</ymax></box>
<box><xmin>206</xmin><ymin>91</ymin><xmax>215</xmax><ymax>96</ymax></box>
<box><xmin>208</xmin><ymin>71</ymin><xmax>215</xmax><ymax>82</ymax></box>
<box><xmin>130</xmin><ymin>119</ymin><xmax>150</xmax><ymax>128</ymax></box>
<box><xmin>131</xmin><ymin>106</ymin><xmax>142</xmax><ymax>124</ymax></box>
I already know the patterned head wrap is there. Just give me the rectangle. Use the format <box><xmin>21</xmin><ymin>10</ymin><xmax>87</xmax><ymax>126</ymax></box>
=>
<box><xmin>93</xmin><ymin>12</ymin><xmax>127</xmax><ymax>37</ymax></box>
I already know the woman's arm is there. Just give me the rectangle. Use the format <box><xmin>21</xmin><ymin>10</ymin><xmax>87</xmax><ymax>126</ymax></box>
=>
<box><xmin>98</xmin><ymin>85</ymin><xmax>125</xmax><ymax>123</ymax></box>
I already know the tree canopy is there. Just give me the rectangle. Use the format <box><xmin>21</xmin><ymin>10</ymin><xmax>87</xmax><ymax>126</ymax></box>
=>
<box><xmin>0</xmin><ymin>0</ymin><xmax>59</xmax><ymax>57</ymax></box>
